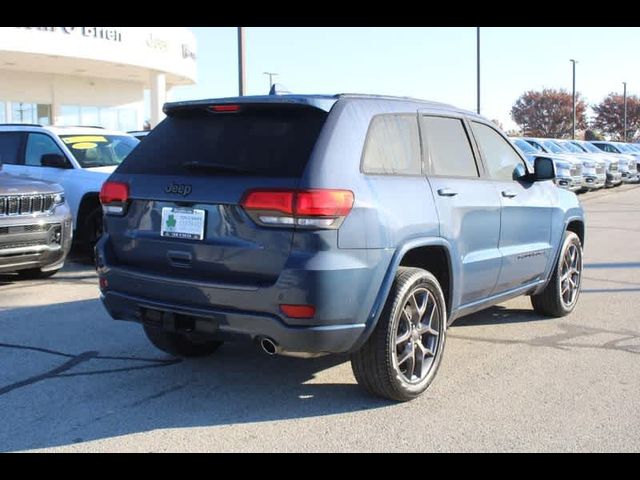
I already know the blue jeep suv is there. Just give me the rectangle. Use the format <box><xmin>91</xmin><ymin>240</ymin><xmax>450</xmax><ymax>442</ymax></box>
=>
<box><xmin>96</xmin><ymin>94</ymin><xmax>585</xmax><ymax>401</ymax></box>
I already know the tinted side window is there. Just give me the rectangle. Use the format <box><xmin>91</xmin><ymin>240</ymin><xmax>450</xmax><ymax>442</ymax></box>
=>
<box><xmin>25</xmin><ymin>133</ymin><xmax>65</xmax><ymax>167</ymax></box>
<box><xmin>471</xmin><ymin>122</ymin><xmax>525</xmax><ymax>181</ymax></box>
<box><xmin>0</xmin><ymin>133</ymin><xmax>23</xmax><ymax>165</ymax></box>
<box><xmin>362</xmin><ymin>114</ymin><xmax>421</xmax><ymax>175</ymax></box>
<box><xmin>421</xmin><ymin>116</ymin><xmax>478</xmax><ymax>177</ymax></box>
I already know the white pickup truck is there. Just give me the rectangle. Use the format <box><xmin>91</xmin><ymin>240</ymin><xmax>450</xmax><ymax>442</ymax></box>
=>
<box><xmin>0</xmin><ymin>125</ymin><xmax>139</xmax><ymax>253</ymax></box>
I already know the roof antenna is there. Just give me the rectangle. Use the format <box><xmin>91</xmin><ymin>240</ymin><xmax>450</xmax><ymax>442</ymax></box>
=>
<box><xmin>269</xmin><ymin>83</ymin><xmax>291</xmax><ymax>95</ymax></box>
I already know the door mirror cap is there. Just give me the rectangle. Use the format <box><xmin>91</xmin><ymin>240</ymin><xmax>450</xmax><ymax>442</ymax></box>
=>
<box><xmin>41</xmin><ymin>153</ymin><xmax>70</xmax><ymax>169</ymax></box>
<box><xmin>533</xmin><ymin>156</ymin><xmax>555</xmax><ymax>181</ymax></box>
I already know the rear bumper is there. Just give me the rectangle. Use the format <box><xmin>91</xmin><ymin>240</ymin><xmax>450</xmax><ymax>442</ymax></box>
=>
<box><xmin>96</xmin><ymin>234</ymin><xmax>392</xmax><ymax>354</ymax></box>
<box><xmin>101</xmin><ymin>290</ymin><xmax>365</xmax><ymax>354</ymax></box>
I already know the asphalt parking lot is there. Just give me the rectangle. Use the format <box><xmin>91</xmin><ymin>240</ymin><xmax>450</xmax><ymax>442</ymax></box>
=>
<box><xmin>1</xmin><ymin>184</ymin><xmax>639</xmax><ymax>452</ymax></box>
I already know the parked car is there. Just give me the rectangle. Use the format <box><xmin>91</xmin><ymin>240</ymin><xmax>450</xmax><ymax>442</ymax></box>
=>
<box><xmin>566</xmin><ymin>140</ymin><xmax>622</xmax><ymax>187</ymax></box>
<box><xmin>590</xmin><ymin>141</ymin><xmax>638</xmax><ymax>183</ymax></box>
<box><xmin>613</xmin><ymin>142</ymin><xmax>640</xmax><ymax>177</ymax></box>
<box><xmin>523</xmin><ymin>137</ymin><xmax>605</xmax><ymax>190</ymax></box>
<box><xmin>510</xmin><ymin>138</ymin><xmax>583</xmax><ymax>192</ymax></box>
<box><xmin>96</xmin><ymin>94</ymin><xmax>585</xmax><ymax>402</ymax></box>
<box><xmin>552</xmin><ymin>139</ymin><xmax>607</xmax><ymax>189</ymax></box>
<box><xmin>0</xmin><ymin>125</ymin><xmax>139</xmax><ymax>253</ymax></box>
<box><xmin>0</xmin><ymin>158</ymin><xmax>72</xmax><ymax>277</ymax></box>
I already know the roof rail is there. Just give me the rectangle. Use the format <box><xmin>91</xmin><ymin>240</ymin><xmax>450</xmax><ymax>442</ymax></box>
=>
<box><xmin>0</xmin><ymin>123</ymin><xmax>44</xmax><ymax>127</ymax></box>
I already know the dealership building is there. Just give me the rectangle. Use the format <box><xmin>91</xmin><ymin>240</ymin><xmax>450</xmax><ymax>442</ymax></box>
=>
<box><xmin>0</xmin><ymin>27</ymin><xmax>197</xmax><ymax>130</ymax></box>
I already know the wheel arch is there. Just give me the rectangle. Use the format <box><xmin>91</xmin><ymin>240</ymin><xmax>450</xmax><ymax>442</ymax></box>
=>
<box><xmin>533</xmin><ymin>214</ymin><xmax>585</xmax><ymax>296</ymax></box>
<box><xmin>566</xmin><ymin>219</ymin><xmax>585</xmax><ymax>247</ymax></box>
<box><xmin>76</xmin><ymin>192</ymin><xmax>102</xmax><ymax>241</ymax></box>
<box><xmin>349</xmin><ymin>237</ymin><xmax>456</xmax><ymax>352</ymax></box>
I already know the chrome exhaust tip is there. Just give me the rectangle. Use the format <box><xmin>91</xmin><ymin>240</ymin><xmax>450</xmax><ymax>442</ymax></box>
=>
<box><xmin>259</xmin><ymin>337</ymin><xmax>278</xmax><ymax>355</ymax></box>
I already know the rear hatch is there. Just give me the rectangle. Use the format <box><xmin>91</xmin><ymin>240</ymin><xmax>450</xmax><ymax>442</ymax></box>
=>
<box><xmin>102</xmin><ymin>102</ymin><xmax>330</xmax><ymax>287</ymax></box>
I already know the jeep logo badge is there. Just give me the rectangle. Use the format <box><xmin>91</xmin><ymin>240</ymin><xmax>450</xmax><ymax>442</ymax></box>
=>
<box><xmin>165</xmin><ymin>182</ymin><xmax>192</xmax><ymax>196</ymax></box>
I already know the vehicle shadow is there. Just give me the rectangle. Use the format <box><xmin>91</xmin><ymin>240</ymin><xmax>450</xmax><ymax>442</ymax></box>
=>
<box><xmin>0</xmin><ymin>299</ymin><xmax>392</xmax><ymax>452</ymax></box>
<box><xmin>584</xmin><ymin>262</ymin><xmax>640</xmax><ymax>269</ymax></box>
<box><xmin>452</xmin><ymin>305</ymin><xmax>551</xmax><ymax>327</ymax></box>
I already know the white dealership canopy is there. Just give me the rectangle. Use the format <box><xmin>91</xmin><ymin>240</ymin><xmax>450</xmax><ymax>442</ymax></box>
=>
<box><xmin>0</xmin><ymin>27</ymin><xmax>197</xmax><ymax>130</ymax></box>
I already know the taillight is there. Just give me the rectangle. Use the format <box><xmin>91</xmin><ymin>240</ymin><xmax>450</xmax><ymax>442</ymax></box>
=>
<box><xmin>241</xmin><ymin>189</ymin><xmax>354</xmax><ymax>229</ymax></box>
<box><xmin>99</xmin><ymin>181</ymin><xmax>129</xmax><ymax>215</ymax></box>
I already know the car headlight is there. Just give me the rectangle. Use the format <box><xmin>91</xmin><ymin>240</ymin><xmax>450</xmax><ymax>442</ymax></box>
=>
<box><xmin>583</xmin><ymin>161</ymin><xmax>595</xmax><ymax>168</ymax></box>
<box><xmin>53</xmin><ymin>192</ymin><xmax>65</xmax><ymax>205</ymax></box>
<box><xmin>555</xmin><ymin>161</ymin><xmax>571</xmax><ymax>170</ymax></box>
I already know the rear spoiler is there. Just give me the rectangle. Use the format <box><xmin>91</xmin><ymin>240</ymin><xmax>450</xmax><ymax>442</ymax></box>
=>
<box><xmin>163</xmin><ymin>95</ymin><xmax>339</xmax><ymax>116</ymax></box>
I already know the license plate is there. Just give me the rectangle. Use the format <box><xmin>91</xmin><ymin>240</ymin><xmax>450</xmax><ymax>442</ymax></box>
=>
<box><xmin>161</xmin><ymin>207</ymin><xmax>205</xmax><ymax>240</ymax></box>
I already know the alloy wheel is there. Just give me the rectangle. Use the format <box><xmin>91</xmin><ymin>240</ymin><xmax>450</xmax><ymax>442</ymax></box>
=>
<box><xmin>392</xmin><ymin>287</ymin><xmax>442</xmax><ymax>384</ymax></box>
<box><xmin>560</xmin><ymin>243</ymin><xmax>582</xmax><ymax>308</ymax></box>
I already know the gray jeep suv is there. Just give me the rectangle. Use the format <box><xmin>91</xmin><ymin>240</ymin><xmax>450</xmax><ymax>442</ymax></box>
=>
<box><xmin>0</xmin><ymin>159</ymin><xmax>72</xmax><ymax>277</ymax></box>
<box><xmin>96</xmin><ymin>94</ymin><xmax>585</xmax><ymax>401</ymax></box>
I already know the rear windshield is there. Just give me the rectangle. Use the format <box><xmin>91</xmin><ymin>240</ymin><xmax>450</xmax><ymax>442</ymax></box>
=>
<box><xmin>117</xmin><ymin>105</ymin><xmax>328</xmax><ymax>177</ymax></box>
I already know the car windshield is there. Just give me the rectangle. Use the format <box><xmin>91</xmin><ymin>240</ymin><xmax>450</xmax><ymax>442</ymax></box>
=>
<box><xmin>616</xmin><ymin>143</ymin><xmax>634</xmax><ymax>153</ymax></box>
<box><xmin>597</xmin><ymin>143</ymin><xmax>621</xmax><ymax>153</ymax></box>
<box><xmin>578</xmin><ymin>142</ymin><xmax>603</xmax><ymax>153</ymax></box>
<box><xmin>60</xmin><ymin>134</ymin><xmax>139</xmax><ymax>168</ymax></box>
<box><xmin>628</xmin><ymin>144</ymin><xmax>640</xmax><ymax>152</ymax></box>
<box><xmin>558</xmin><ymin>141</ymin><xmax>582</xmax><ymax>153</ymax></box>
<box><xmin>541</xmin><ymin>140</ymin><xmax>566</xmax><ymax>154</ymax></box>
<box><xmin>568</xmin><ymin>141</ymin><xmax>588</xmax><ymax>153</ymax></box>
<box><xmin>512</xmin><ymin>139</ymin><xmax>538</xmax><ymax>154</ymax></box>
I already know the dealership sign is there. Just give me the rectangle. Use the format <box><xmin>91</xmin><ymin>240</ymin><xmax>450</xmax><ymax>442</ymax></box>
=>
<box><xmin>16</xmin><ymin>27</ymin><xmax>123</xmax><ymax>43</ymax></box>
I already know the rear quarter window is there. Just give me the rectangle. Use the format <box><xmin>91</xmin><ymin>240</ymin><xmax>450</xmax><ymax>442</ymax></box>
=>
<box><xmin>117</xmin><ymin>105</ymin><xmax>328</xmax><ymax>177</ymax></box>
<box><xmin>361</xmin><ymin>114</ymin><xmax>421</xmax><ymax>175</ymax></box>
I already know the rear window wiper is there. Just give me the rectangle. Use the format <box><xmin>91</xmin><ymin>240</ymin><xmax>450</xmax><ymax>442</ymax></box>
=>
<box><xmin>181</xmin><ymin>161</ymin><xmax>254</xmax><ymax>174</ymax></box>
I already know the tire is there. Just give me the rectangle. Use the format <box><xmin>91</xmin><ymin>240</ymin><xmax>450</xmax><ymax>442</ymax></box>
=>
<box><xmin>351</xmin><ymin>267</ymin><xmax>447</xmax><ymax>402</ymax></box>
<box><xmin>86</xmin><ymin>207</ymin><xmax>103</xmax><ymax>256</ymax></box>
<box><xmin>531</xmin><ymin>231</ymin><xmax>583</xmax><ymax>317</ymax></box>
<box><xmin>17</xmin><ymin>268</ymin><xmax>61</xmax><ymax>279</ymax></box>
<box><xmin>143</xmin><ymin>324</ymin><xmax>223</xmax><ymax>357</ymax></box>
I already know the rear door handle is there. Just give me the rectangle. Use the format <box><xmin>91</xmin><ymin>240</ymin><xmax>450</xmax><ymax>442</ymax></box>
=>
<box><xmin>437</xmin><ymin>188</ymin><xmax>458</xmax><ymax>197</ymax></box>
<box><xmin>502</xmin><ymin>190</ymin><xmax>518</xmax><ymax>198</ymax></box>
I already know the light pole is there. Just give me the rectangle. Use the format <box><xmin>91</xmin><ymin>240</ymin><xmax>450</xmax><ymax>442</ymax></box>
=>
<box><xmin>263</xmin><ymin>72</ymin><xmax>279</xmax><ymax>91</ymax></box>
<box><xmin>476</xmin><ymin>27</ymin><xmax>480</xmax><ymax>115</ymax></box>
<box><xmin>237</xmin><ymin>27</ymin><xmax>246</xmax><ymax>96</ymax></box>
<box><xmin>570</xmin><ymin>59</ymin><xmax>578</xmax><ymax>139</ymax></box>
<box><xmin>623</xmin><ymin>81</ymin><xmax>627</xmax><ymax>142</ymax></box>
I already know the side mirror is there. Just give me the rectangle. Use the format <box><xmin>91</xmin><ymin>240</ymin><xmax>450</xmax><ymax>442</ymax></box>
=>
<box><xmin>41</xmin><ymin>153</ymin><xmax>70</xmax><ymax>169</ymax></box>
<box><xmin>513</xmin><ymin>163</ymin><xmax>527</xmax><ymax>180</ymax></box>
<box><xmin>533</xmin><ymin>156</ymin><xmax>555</xmax><ymax>181</ymax></box>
